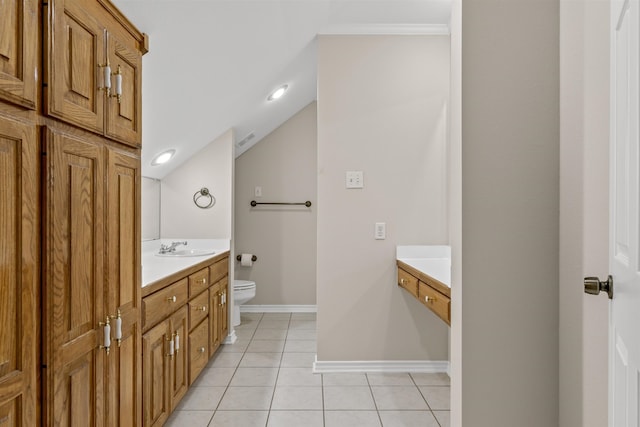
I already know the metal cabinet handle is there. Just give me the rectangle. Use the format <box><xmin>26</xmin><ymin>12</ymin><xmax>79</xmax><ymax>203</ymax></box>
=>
<box><xmin>425</xmin><ymin>295</ymin><xmax>437</xmax><ymax>303</ymax></box>
<box><xmin>199</xmin><ymin>347</ymin><xmax>206</xmax><ymax>353</ymax></box>
<box><xmin>167</xmin><ymin>296</ymin><xmax>177</xmax><ymax>303</ymax></box>
<box><xmin>197</xmin><ymin>278</ymin><xmax>207</xmax><ymax>285</ymax></box>
<box><xmin>400</xmin><ymin>278</ymin><xmax>407</xmax><ymax>285</ymax></box>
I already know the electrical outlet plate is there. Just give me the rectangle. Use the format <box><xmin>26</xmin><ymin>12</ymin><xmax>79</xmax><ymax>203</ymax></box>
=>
<box><xmin>346</xmin><ymin>171</ymin><xmax>364</xmax><ymax>189</ymax></box>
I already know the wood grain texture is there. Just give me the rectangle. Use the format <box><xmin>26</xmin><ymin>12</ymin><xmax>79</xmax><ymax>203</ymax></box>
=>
<box><xmin>142</xmin><ymin>279</ymin><xmax>188</xmax><ymax>333</ymax></box>
<box><xmin>0</xmin><ymin>0</ymin><xmax>38</xmax><ymax>109</ymax></box>
<box><xmin>397</xmin><ymin>263</ymin><xmax>451</xmax><ymax>325</ymax></box>
<box><xmin>209</xmin><ymin>284</ymin><xmax>221</xmax><ymax>357</ymax></box>
<box><xmin>43</xmin><ymin>127</ymin><xmax>106</xmax><ymax>427</ymax></box>
<box><xmin>142</xmin><ymin>320</ymin><xmax>169</xmax><ymax>427</ymax></box>
<box><xmin>106</xmin><ymin>147</ymin><xmax>141</xmax><ymax>427</ymax></box>
<box><xmin>188</xmin><ymin>320</ymin><xmax>209</xmax><ymax>386</ymax></box>
<box><xmin>188</xmin><ymin>291</ymin><xmax>209</xmax><ymax>332</ymax></box>
<box><xmin>169</xmin><ymin>307</ymin><xmax>188</xmax><ymax>411</ymax></box>
<box><xmin>418</xmin><ymin>282</ymin><xmax>451</xmax><ymax>325</ymax></box>
<box><xmin>188</xmin><ymin>267</ymin><xmax>209</xmax><ymax>298</ymax></box>
<box><xmin>0</xmin><ymin>115</ymin><xmax>38</xmax><ymax>427</ymax></box>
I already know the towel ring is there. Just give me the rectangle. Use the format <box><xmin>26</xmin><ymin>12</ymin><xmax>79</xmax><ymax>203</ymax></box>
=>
<box><xmin>193</xmin><ymin>187</ymin><xmax>216</xmax><ymax>209</ymax></box>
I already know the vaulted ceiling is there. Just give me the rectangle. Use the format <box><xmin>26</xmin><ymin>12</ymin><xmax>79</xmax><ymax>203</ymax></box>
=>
<box><xmin>112</xmin><ymin>0</ymin><xmax>452</xmax><ymax>178</ymax></box>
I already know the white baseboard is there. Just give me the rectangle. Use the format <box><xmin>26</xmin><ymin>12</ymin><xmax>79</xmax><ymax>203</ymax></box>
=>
<box><xmin>313</xmin><ymin>357</ymin><xmax>449</xmax><ymax>374</ymax></box>
<box><xmin>222</xmin><ymin>330</ymin><xmax>237</xmax><ymax>345</ymax></box>
<box><xmin>240</xmin><ymin>305</ymin><xmax>317</xmax><ymax>313</ymax></box>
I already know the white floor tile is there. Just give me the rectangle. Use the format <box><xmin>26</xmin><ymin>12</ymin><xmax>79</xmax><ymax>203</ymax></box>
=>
<box><xmin>324</xmin><ymin>410</ymin><xmax>382</xmax><ymax>427</ymax></box>
<box><xmin>217</xmin><ymin>386</ymin><xmax>274</xmax><ymax>410</ymax></box>
<box><xmin>285</xmin><ymin>329</ymin><xmax>316</xmax><ymax>340</ymax></box>
<box><xmin>323</xmin><ymin>386</ymin><xmax>376</xmax><ymax>410</ymax></box>
<box><xmin>410</xmin><ymin>372</ymin><xmax>451</xmax><ymax>386</ymax></box>
<box><xmin>209</xmin><ymin>410</ymin><xmax>269</xmax><ymax>427</ymax></box>
<box><xmin>261</xmin><ymin>313</ymin><xmax>292</xmax><ymax>320</ymax></box>
<box><xmin>176</xmin><ymin>386</ymin><xmax>226</xmax><ymax>411</ymax></box>
<box><xmin>164</xmin><ymin>410</ymin><xmax>214</xmax><ymax>427</ymax></box>
<box><xmin>280</xmin><ymin>352</ymin><xmax>315</xmax><ymax>368</ymax></box>
<box><xmin>377</xmin><ymin>410</ymin><xmax>440</xmax><ymax>427</ymax></box>
<box><xmin>277</xmin><ymin>368</ymin><xmax>322</xmax><ymax>386</ymax></box>
<box><xmin>367</xmin><ymin>372</ymin><xmax>414</xmax><ymax>386</ymax></box>
<box><xmin>210</xmin><ymin>352</ymin><xmax>243</xmax><ymax>368</ymax></box>
<box><xmin>419</xmin><ymin>386</ymin><xmax>451</xmax><ymax>410</ymax></box>
<box><xmin>230</xmin><ymin>367</ymin><xmax>279</xmax><ymax>387</ymax></box>
<box><xmin>271</xmin><ymin>386</ymin><xmax>323</xmax><ymax>410</ymax></box>
<box><xmin>288</xmin><ymin>320</ymin><xmax>316</xmax><ymax>330</ymax></box>
<box><xmin>257</xmin><ymin>320</ymin><xmax>290</xmax><ymax>330</ymax></box>
<box><xmin>322</xmin><ymin>373</ymin><xmax>368</xmax><ymax>386</ymax></box>
<box><xmin>433</xmin><ymin>410</ymin><xmax>451</xmax><ymax>427</ymax></box>
<box><xmin>283</xmin><ymin>340</ymin><xmax>316</xmax><ymax>353</ymax></box>
<box><xmin>193</xmin><ymin>367</ymin><xmax>235</xmax><ymax>387</ymax></box>
<box><xmin>239</xmin><ymin>352</ymin><xmax>282</xmax><ymax>368</ymax></box>
<box><xmin>267</xmin><ymin>410</ymin><xmax>323</xmax><ymax>427</ymax></box>
<box><xmin>253</xmin><ymin>329</ymin><xmax>288</xmax><ymax>340</ymax></box>
<box><xmin>247</xmin><ymin>339</ymin><xmax>286</xmax><ymax>353</ymax></box>
<box><xmin>371</xmin><ymin>386</ymin><xmax>429</xmax><ymax>410</ymax></box>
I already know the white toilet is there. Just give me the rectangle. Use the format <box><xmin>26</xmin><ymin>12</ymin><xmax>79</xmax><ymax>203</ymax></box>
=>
<box><xmin>233</xmin><ymin>280</ymin><xmax>256</xmax><ymax>326</ymax></box>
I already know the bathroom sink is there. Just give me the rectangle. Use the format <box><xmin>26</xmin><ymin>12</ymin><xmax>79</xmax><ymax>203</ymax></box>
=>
<box><xmin>155</xmin><ymin>249</ymin><xmax>216</xmax><ymax>257</ymax></box>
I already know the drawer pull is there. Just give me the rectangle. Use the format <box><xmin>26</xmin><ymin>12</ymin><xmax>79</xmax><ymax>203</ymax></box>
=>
<box><xmin>400</xmin><ymin>278</ymin><xmax>408</xmax><ymax>285</ymax></box>
<box><xmin>196</xmin><ymin>278</ymin><xmax>207</xmax><ymax>285</ymax></box>
<box><xmin>194</xmin><ymin>306</ymin><xmax>207</xmax><ymax>312</ymax></box>
<box><xmin>167</xmin><ymin>296</ymin><xmax>177</xmax><ymax>303</ymax></box>
<box><xmin>425</xmin><ymin>295</ymin><xmax>437</xmax><ymax>303</ymax></box>
<box><xmin>199</xmin><ymin>347</ymin><xmax>206</xmax><ymax>353</ymax></box>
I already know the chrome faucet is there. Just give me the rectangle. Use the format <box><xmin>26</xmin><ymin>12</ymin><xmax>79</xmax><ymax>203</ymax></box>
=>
<box><xmin>159</xmin><ymin>241</ymin><xmax>187</xmax><ymax>254</ymax></box>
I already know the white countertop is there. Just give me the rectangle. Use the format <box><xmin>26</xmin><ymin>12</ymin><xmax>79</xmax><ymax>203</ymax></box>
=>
<box><xmin>396</xmin><ymin>245</ymin><xmax>451</xmax><ymax>287</ymax></box>
<box><xmin>142</xmin><ymin>238</ymin><xmax>230</xmax><ymax>287</ymax></box>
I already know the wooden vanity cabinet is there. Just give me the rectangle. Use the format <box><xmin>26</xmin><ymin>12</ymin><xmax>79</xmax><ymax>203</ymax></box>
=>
<box><xmin>141</xmin><ymin>253</ymin><xmax>229</xmax><ymax>426</ymax></box>
<box><xmin>397</xmin><ymin>261</ymin><xmax>451</xmax><ymax>325</ymax></box>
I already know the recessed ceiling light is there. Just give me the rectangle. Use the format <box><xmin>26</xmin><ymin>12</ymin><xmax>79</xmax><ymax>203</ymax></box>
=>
<box><xmin>267</xmin><ymin>85</ymin><xmax>288</xmax><ymax>101</ymax></box>
<box><xmin>151</xmin><ymin>149</ymin><xmax>175</xmax><ymax>166</ymax></box>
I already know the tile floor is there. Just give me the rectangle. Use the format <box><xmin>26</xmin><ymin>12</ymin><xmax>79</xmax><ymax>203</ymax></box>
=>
<box><xmin>165</xmin><ymin>312</ymin><xmax>450</xmax><ymax>427</ymax></box>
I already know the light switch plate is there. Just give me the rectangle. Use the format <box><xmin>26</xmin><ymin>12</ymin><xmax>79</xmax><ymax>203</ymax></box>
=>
<box><xmin>255</xmin><ymin>186</ymin><xmax>262</xmax><ymax>197</ymax></box>
<box><xmin>346</xmin><ymin>171</ymin><xmax>364</xmax><ymax>189</ymax></box>
<box><xmin>375</xmin><ymin>222</ymin><xmax>386</xmax><ymax>240</ymax></box>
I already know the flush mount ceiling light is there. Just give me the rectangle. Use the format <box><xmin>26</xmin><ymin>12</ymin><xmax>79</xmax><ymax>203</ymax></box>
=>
<box><xmin>267</xmin><ymin>84</ymin><xmax>288</xmax><ymax>101</ymax></box>
<box><xmin>151</xmin><ymin>149</ymin><xmax>175</xmax><ymax>166</ymax></box>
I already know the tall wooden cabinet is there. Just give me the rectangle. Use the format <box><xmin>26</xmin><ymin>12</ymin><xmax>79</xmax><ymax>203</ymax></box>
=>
<box><xmin>0</xmin><ymin>114</ymin><xmax>39</xmax><ymax>426</ymax></box>
<box><xmin>0</xmin><ymin>0</ymin><xmax>146</xmax><ymax>425</ymax></box>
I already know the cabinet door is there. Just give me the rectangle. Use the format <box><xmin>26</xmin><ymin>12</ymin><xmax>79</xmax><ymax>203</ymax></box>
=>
<box><xmin>43</xmin><ymin>127</ymin><xmax>106</xmax><ymax>426</ymax></box>
<box><xmin>46</xmin><ymin>0</ymin><xmax>106</xmax><ymax>134</ymax></box>
<box><xmin>209</xmin><ymin>285</ymin><xmax>221</xmax><ymax>357</ymax></box>
<box><xmin>0</xmin><ymin>0</ymin><xmax>38</xmax><ymax>108</ymax></box>
<box><xmin>105</xmin><ymin>148</ymin><xmax>142</xmax><ymax>427</ymax></box>
<box><xmin>142</xmin><ymin>320</ymin><xmax>170</xmax><ymax>427</ymax></box>
<box><xmin>0</xmin><ymin>116</ymin><xmax>38</xmax><ymax>426</ymax></box>
<box><xmin>106</xmin><ymin>32</ymin><xmax>142</xmax><ymax>146</ymax></box>
<box><xmin>169</xmin><ymin>307</ymin><xmax>188</xmax><ymax>411</ymax></box>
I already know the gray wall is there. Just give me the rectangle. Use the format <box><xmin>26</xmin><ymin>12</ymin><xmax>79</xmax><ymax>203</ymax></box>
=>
<box><xmin>234</xmin><ymin>103</ymin><xmax>318</xmax><ymax>305</ymax></box>
<box><xmin>459</xmin><ymin>0</ymin><xmax>559</xmax><ymax>425</ymax></box>
<box><xmin>316</xmin><ymin>35</ymin><xmax>451</xmax><ymax>361</ymax></box>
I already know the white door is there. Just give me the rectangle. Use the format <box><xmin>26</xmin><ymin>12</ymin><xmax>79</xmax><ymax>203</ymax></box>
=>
<box><xmin>610</xmin><ymin>0</ymin><xmax>640</xmax><ymax>425</ymax></box>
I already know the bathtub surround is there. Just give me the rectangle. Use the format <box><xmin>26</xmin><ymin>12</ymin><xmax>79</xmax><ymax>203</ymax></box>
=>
<box><xmin>235</xmin><ymin>103</ymin><xmax>318</xmax><ymax>306</ymax></box>
<box><xmin>317</xmin><ymin>35</ymin><xmax>451</xmax><ymax>364</ymax></box>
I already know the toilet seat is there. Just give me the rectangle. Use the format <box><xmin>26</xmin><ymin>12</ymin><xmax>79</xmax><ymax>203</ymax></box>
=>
<box><xmin>234</xmin><ymin>280</ymin><xmax>255</xmax><ymax>291</ymax></box>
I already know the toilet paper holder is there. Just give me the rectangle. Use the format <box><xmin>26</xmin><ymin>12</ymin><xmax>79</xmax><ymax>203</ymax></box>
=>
<box><xmin>236</xmin><ymin>254</ymin><xmax>257</xmax><ymax>262</ymax></box>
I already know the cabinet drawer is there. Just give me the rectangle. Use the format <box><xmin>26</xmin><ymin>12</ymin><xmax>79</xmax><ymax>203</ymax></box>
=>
<box><xmin>189</xmin><ymin>267</ymin><xmax>210</xmax><ymax>297</ymax></box>
<box><xmin>143</xmin><ymin>278</ymin><xmax>188</xmax><ymax>330</ymax></box>
<box><xmin>398</xmin><ymin>268</ymin><xmax>418</xmax><ymax>298</ymax></box>
<box><xmin>189</xmin><ymin>319</ymin><xmax>209</xmax><ymax>385</ymax></box>
<box><xmin>209</xmin><ymin>257</ymin><xmax>228</xmax><ymax>284</ymax></box>
<box><xmin>189</xmin><ymin>290</ymin><xmax>209</xmax><ymax>331</ymax></box>
<box><xmin>419</xmin><ymin>282</ymin><xmax>450</xmax><ymax>325</ymax></box>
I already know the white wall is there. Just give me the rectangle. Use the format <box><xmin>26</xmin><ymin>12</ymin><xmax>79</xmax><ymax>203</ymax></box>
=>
<box><xmin>234</xmin><ymin>102</ymin><xmax>318</xmax><ymax>305</ymax></box>
<box><xmin>316</xmin><ymin>35</ymin><xmax>450</xmax><ymax>362</ymax></box>
<box><xmin>161</xmin><ymin>129</ymin><xmax>234</xmax><ymax>239</ymax></box>
<box><xmin>141</xmin><ymin>177</ymin><xmax>161</xmax><ymax>240</ymax></box>
<box><xmin>559</xmin><ymin>0</ymin><xmax>609</xmax><ymax>426</ymax></box>
<box><xmin>459</xmin><ymin>1</ymin><xmax>559</xmax><ymax>425</ymax></box>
